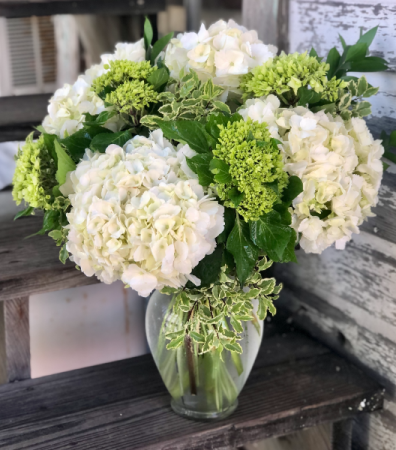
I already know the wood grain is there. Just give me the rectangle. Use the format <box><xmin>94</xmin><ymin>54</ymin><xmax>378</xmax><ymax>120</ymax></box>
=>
<box><xmin>0</xmin><ymin>216</ymin><xmax>99</xmax><ymax>301</ymax></box>
<box><xmin>0</xmin><ymin>0</ymin><xmax>165</xmax><ymax>18</ymax></box>
<box><xmin>0</xmin><ymin>328</ymin><xmax>383</xmax><ymax>450</ymax></box>
<box><xmin>0</xmin><ymin>297</ymin><xmax>30</xmax><ymax>384</ymax></box>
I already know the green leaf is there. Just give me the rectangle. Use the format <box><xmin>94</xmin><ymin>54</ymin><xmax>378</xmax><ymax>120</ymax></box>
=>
<box><xmin>230</xmin><ymin>316</ymin><xmax>243</xmax><ymax>333</ymax></box>
<box><xmin>390</xmin><ymin>131</ymin><xmax>396</xmax><ymax>147</ymax></box>
<box><xmin>339</xmin><ymin>34</ymin><xmax>347</xmax><ymax>51</ymax></box>
<box><xmin>155</xmin><ymin>119</ymin><xmax>210</xmax><ymax>153</ymax></box>
<box><xmin>363</xmin><ymin>86</ymin><xmax>379</xmax><ymax>97</ymax></box>
<box><xmin>61</xmin><ymin>125</ymin><xmax>112</xmax><ymax>162</ymax></box>
<box><xmin>357</xmin><ymin>26</ymin><xmax>378</xmax><ymax>47</ymax></box>
<box><xmin>282</xmin><ymin>175</ymin><xmax>303</xmax><ymax>205</ymax></box>
<box><xmin>205</xmin><ymin>113</ymin><xmax>242</xmax><ymax>142</ymax></box>
<box><xmin>150</xmin><ymin>32</ymin><xmax>174</xmax><ymax>65</ymax></box>
<box><xmin>14</xmin><ymin>206</ymin><xmax>34</xmax><ymax>220</ymax></box>
<box><xmin>143</xmin><ymin>17</ymin><xmax>153</xmax><ymax>53</ymax></box>
<box><xmin>338</xmin><ymin>93</ymin><xmax>352</xmax><ymax>110</ymax></box>
<box><xmin>217</xmin><ymin>207</ymin><xmax>235</xmax><ymax>244</ymax></box>
<box><xmin>228</xmin><ymin>187</ymin><xmax>245</xmax><ymax>207</ymax></box>
<box><xmin>383</xmin><ymin>151</ymin><xmax>396</xmax><ymax>164</ymax></box>
<box><xmin>212</xmin><ymin>101</ymin><xmax>231</xmax><ymax>114</ymax></box>
<box><xmin>54</xmin><ymin>140</ymin><xmax>76</xmax><ymax>185</ymax></box>
<box><xmin>309</xmin><ymin>47</ymin><xmax>319</xmax><ymax>57</ymax></box>
<box><xmin>250</xmin><ymin>210</ymin><xmax>292</xmax><ymax>262</ymax></box>
<box><xmin>186</xmin><ymin>153</ymin><xmax>214</xmax><ymax>186</ymax></box>
<box><xmin>160</xmin><ymin>286</ymin><xmax>179</xmax><ymax>295</ymax></box>
<box><xmin>147</xmin><ymin>67</ymin><xmax>169</xmax><ymax>91</ymax></box>
<box><xmin>89</xmin><ymin>130</ymin><xmax>132</xmax><ymax>153</ymax></box>
<box><xmin>350</xmin><ymin>57</ymin><xmax>388</xmax><ymax>72</ymax></box>
<box><xmin>273</xmin><ymin>203</ymin><xmax>292</xmax><ymax>225</ymax></box>
<box><xmin>383</xmin><ymin>161</ymin><xmax>390</xmax><ymax>171</ymax></box>
<box><xmin>311</xmin><ymin>209</ymin><xmax>332</xmax><ymax>220</ymax></box>
<box><xmin>59</xmin><ymin>243</ymin><xmax>69</xmax><ymax>264</ymax></box>
<box><xmin>326</xmin><ymin>47</ymin><xmax>341</xmax><ymax>79</ymax></box>
<box><xmin>357</xmin><ymin>76</ymin><xmax>368</xmax><ymax>96</ymax></box>
<box><xmin>43</xmin><ymin>133</ymin><xmax>57</xmax><ymax>163</ymax></box>
<box><xmin>297</xmin><ymin>86</ymin><xmax>322</xmax><ymax>106</ymax></box>
<box><xmin>346</xmin><ymin>43</ymin><xmax>368</xmax><ymax>62</ymax></box>
<box><xmin>209</xmin><ymin>158</ymin><xmax>232</xmax><ymax>184</ymax></box>
<box><xmin>189</xmin><ymin>245</ymin><xmax>224</xmax><ymax>287</ymax></box>
<box><xmin>84</xmin><ymin>110</ymin><xmax>117</xmax><ymax>126</ymax></box>
<box><xmin>226</xmin><ymin>215</ymin><xmax>259</xmax><ymax>286</ymax></box>
<box><xmin>190</xmin><ymin>331</ymin><xmax>205</xmax><ymax>344</ymax></box>
<box><xmin>166</xmin><ymin>335</ymin><xmax>184</xmax><ymax>350</ymax></box>
<box><xmin>224</xmin><ymin>342</ymin><xmax>242</xmax><ymax>354</ymax></box>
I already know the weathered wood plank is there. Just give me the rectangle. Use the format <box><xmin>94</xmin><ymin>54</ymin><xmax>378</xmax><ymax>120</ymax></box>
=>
<box><xmin>0</xmin><ymin>217</ymin><xmax>99</xmax><ymax>301</ymax></box>
<box><xmin>0</xmin><ymin>329</ymin><xmax>383</xmax><ymax>450</ymax></box>
<box><xmin>0</xmin><ymin>0</ymin><xmax>165</xmax><ymax>18</ymax></box>
<box><xmin>0</xmin><ymin>297</ymin><xmax>30</xmax><ymax>384</ymax></box>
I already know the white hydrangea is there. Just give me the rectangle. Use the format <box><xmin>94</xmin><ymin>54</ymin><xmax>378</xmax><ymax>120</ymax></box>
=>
<box><xmin>42</xmin><ymin>40</ymin><xmax>146</xmax><ymax>138</ymax></box>
<box><xmin>64</xmin><ymin>129</ymin><xmax>224</xmax><ymax>297</ymax></box>
<box><xmin>239</xmin><ymin>96</ymin><xmax>384</xmax><ymax>254</ymax></box>
<box><xmin>165</xmin><ymin>19</ymin><xmax>277</xmax><ymax>99</ymax></box>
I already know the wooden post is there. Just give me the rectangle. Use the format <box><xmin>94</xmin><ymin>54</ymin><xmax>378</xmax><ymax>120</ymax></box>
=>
<box><xmin>0</xmin><ymin>297</ymin><xmax>31</xmax><ymax>384</ymax></box>
<box><xmin>332</xmin><ymin>419</ymin><xmax>353</xmax><ymax>450</ymax></box>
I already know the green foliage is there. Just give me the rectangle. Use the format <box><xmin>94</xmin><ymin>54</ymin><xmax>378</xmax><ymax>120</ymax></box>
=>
<box><xmin>150</xmin><ymin>32</ymin><xmax>174</xmax><ymax>65</ymax></box>
<box><xmin>12</xmin><ymin>133</ymin><xmax>57</xmax><ymax>211</ymax></box>
<box><xmin>143</xmin><ymin>16</ymin><xmax>153</xmax><ymax>60</ymax></box>
<box><xmin>381</xmin><ymin>130</ymin><xmax>396</xmax><ymax>169</ymax></box>
<box><xmin>141</xmin><ymin>70</ymin><xmax>230</xmax><ymax>128</ymax></box>
<box><xmin>54</xmin><ymin>140</ymin><xmax>76</xmax><ymax>185</ymax></box>
<box><xmin>89</xmin><ymin>130</ymin><xmax>132</xmax><ymax>153</ymax></box>
<box><xmin>162</xmin><ymin>258</ymin><xmax>281</xmax><ymax>355</ymax></box>
<box><xmin>213</xmin><ymin>117</ymin><xmax>288</xmax><ymax>221</ymax></box>
<box><xmin>322</xmin><ymin>26</ymin><xmax>387</xmax><ymax>80</ymax></box>
<box><xmin>241</xmin><ymin>52</ymin><xmax>345</xmax><ymax>106</ymax></box>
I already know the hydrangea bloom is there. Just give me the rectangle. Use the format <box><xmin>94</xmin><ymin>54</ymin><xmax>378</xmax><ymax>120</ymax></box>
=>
<box><xmin>241</xmin><ymin>52</ymin><xmax>346</xmax><ymax>103</ymax></box>
<box><xmin>213</xmin><ymin>118</ymin><xmax>287</xmax><ymax>221</ymax></box>
<box><xmin>65</xmin><ymin>130</ymin><xmax>224</xmax><ymax>296</ymax></box>
<box><xmin>240</xmin><ymin>96</ymin><xmax>384</xmax><ymax>253</ymax></box>
<box><xmin>165</xmin><ymin>19</ymin><xmax>276</xmax><ymax>98</ymax></box>
<box><xmin>42</xmin><ymin>40</ymin><xmax>146</xmax><ymax>138</ymax></box>
<box><xmin>12</xmin><ymin>133</ymin><xmax>57</xmax><ymax>210</ymax></box>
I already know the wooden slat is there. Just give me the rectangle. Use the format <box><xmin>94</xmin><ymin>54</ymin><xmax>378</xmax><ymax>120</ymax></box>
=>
<box><xmin>0</xmin><ymin>297</ymin><xmax>30</xmax><ymax>384</ymax></box>
<box><xmin>0</xmin><ymin>216</ymin><xmax>99</xmax><ymax>302</ymax></box>
<box><xmin>0</xmin><ymin>328</ymin><xmax>383</xmax><ymax>449</ymax></box>
<box><xmin>0</xmin><ymin>0</ymin><xmax>165</xmax><ymax>18</ymax></box>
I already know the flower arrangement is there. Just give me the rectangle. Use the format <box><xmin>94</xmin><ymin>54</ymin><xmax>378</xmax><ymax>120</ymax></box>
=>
<box><xmin>12</xmin><ymin>18</ymin><xmax>391</xmax><ymax>417</ymax></box>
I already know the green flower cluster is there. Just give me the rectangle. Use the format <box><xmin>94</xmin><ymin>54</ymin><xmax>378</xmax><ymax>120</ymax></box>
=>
<box><xmin>213</xmin><ymin>119</ymin><xmax>287</xmax><ymax>221</ymax></box>
<box><xmin>92</xmin><ymin>60</ymin><xmax>158</xmax><ymax>116</ymax></box>
<box><xmin>12</xmin><ymin>133</ymin><xmax>57</xmax><ymax>210</ymax></box>
<box><xmin>241</xmin><ymin>52</ymin><xmax>344</xmax><ymax>105</ymax></box>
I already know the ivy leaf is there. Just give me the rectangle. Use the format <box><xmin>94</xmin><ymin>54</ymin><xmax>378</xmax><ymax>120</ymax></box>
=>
<box><xmin>217</xmin><ymin>207</ymin><xmax>235</xmax><ymax>244</ymax></box>
<box><xmin>212</xmin><ymin>101</ymin><xmax>231</xmax><ymax>114</ymax></box>
<box><xmin>89</xmin><ymin>130</ymin><xmax>132</xmax><ymax>153</ymax></box>
<box><xmin>150</xmin><ymin>32</ymin><xmax>173</xmax><ymax>65</ymax></box>
<box><xmin>227</xmin><ymin>215</ymin><xmax>259</xmax><ymax>286</ymax></box>
<box><xmin>209</xmin><ymin>158</ymin><xmax>232</xmax><ymax>184</ymax></box>
<box><xmin>166</xmin><ymin>335</ymin><xmax>184</xmax><ymax>350</ymax></box>
<box><xmin>186</xmin><ymin>153</ymin><xmax>213</xmax><ymax>186</ymax></box>
<box><xmin>250</xmin><ymin>210</ymin><xmax>292</xmax><ymax>262</ymax></box>
<box><xmin>282</xmin><ymin>175</ymin><xmax>303</xmax><ymax>205</ymax></box>
<box><xmin>59</xmin><ymin>243</ymin><xmax>69</xmax><ymax>264</ymax></box>
<box><xmin>155</xmin><ymin>119</ymin><xmax>210</xmax><ymax>153</ymax></box>
<box><xmin>357</xmin><ymin>76</ymin><xmax>368</xmax><ymax>96</ymax></box>
<box><xmin>188</xmin><ymin>245</ymin><xmax>224</xmax><ymax>287</ymax></box>
<box><xmin>224</xmin><ymin>342</ymin><xmax>242</xmax><ymax>354</ymax></box>
<box><xmin>190</xmin><ymin>331</ymin><xmax>205</xmax><ymax>344</ymax></box>
<box><xmin>54</xmin><ymin>140</ymin><xmax>76</xmax><ymax>185</ymax></box>
<box><xmin>147</xmin><ymin>67</ymin><xmax>169</xmax><ymax>91</ymax></box>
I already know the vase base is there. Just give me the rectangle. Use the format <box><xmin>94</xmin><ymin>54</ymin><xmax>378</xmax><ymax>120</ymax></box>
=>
<box><xmin>171</xmin><ymin>399</ymin><xmax>238</xmax><ymax>421</ymax></box>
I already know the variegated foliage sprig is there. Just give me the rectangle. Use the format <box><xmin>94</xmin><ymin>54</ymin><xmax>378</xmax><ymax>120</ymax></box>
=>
<box><xmin>161</xmin><ymin>257</ymin><xmax>282</xmax><ymax>356</ymax></box>
<box><xmin>141</xmin><ymin>70</ymin><xmax>230</xmax><ymax>129</ymax></box>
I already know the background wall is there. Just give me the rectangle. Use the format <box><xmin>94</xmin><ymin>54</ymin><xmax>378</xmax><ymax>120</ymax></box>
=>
<box><xmin>268</xmin><ymin>1</ymin><xmax>396</xmax><ymax>449</ymax></box>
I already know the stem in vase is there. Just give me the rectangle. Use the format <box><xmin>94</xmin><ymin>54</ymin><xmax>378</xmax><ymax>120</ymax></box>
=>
<box><xmin>185</xmin><ymin>335</ymin><xmax>197</xmax><ymax>395</ymax></box>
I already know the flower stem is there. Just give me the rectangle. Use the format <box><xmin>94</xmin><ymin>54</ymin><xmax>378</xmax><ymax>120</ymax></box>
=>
<box><xmin>185</xmin><ymin>335</ymin><xmax>197</xmax><ymax>395</ymax></box>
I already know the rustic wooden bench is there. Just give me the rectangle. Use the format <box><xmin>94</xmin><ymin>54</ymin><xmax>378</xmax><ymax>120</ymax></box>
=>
<box><xmin>0</xmin><ymin>216</ymin><xmax>384</xmax><ymax>450</ymax></box>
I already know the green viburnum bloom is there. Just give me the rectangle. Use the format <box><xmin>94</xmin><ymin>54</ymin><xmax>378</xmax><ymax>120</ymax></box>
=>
<box><xmin>12</xmin><ymin>133</ymin><xmax>57</xmax><ymax>210</ymax></box>
<box><xmin>213</xmin><ymin>118</ymin><xmax>288</xmax><ymax>222</ymax></box>
<box><xmin>241</xmin><ymin>51</ymin><xmax>345</xmax><ymax>105</ymax></box>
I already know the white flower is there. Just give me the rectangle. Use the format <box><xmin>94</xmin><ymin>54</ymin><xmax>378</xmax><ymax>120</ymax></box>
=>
<box><xmin>64</xmin><ymin>130</ymin><xmax>224</xmax><ymax>297</ymax></box>
<box><xmin>42</xmin><ymin>39</ymin><xmax>145</xmax><ymax>138</ymax></box>
<box><xmin>239</xmin><ymin>97</ymin><xmax>384</xmax><ymax>254</ymax></box>
<box><xmin>165</xmin><ymin>19</ymin><xmax>277</xmax><ymax>97</ymax></box>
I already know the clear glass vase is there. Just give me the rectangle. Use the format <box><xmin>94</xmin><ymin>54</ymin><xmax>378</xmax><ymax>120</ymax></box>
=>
<box><xmin>146</xmin><ymin>290</ymin><xmax>264</xmax><ymax>420</ymax></box>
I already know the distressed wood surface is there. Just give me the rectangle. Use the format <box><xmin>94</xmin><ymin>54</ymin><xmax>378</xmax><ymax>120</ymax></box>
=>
<box><xmin>0</xmin><ymin>327</ymin><xmax>383</xmax><ymax>450</ymax></box>
<box><xmin>0</xmin><ymin>216</ymin><xmax>99</xmax><ymax>302</ymax></box>
<box><xmin>0</xmin><ymin>297</ymin><xmax>30</xmax><ymax>384</ymax></box>
<box><xmin>0</xmin><ymin>0</ymin><xmax>165</xmax><ymax>18</ymax></box>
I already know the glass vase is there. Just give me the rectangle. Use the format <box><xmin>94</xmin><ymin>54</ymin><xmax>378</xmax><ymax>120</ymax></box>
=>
<box><xmin>146</xmin><ymin>290</ymin><xmax>264</xmax><ymax>420</ymax></box>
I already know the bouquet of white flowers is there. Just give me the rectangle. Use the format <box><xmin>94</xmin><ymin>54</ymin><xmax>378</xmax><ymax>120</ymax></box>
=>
<box><xmin>12</xmin><ymin>18</ymin><xmax>390</xmax><ymax>419</ymax></box>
